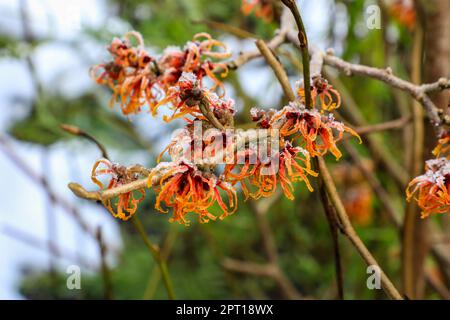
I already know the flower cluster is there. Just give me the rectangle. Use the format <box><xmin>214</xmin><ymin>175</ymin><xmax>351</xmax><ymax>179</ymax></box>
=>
<box><xmin>407</xmin><ymin>129</ymin><xmax>450</xmax><ymax>218</ymax></box>
<box><xmin>406</xmin><ymin>158</ymin><xmax>450</xmax><ymax>218</ymax></box>
<box><xmin>154</xmin><ymin>72</ymin><xmax>236</xmax><ymax>123</ymax></box>
<box><xmin>88</xmin><ymin>30</ymin><xmax>361</xmax><ymax>225</ymax></box>
<box><xmin>91</xmin><ymin>32</ymin><xmax>230</xmax><ymax>117</ymax></box>
<box><xmin>91</xmin><ymin>159</ymin><xmax>145</xmax><ymax>221</ymax></box>
<box><xmin>219</xmin><ymin>79</ymin><xmax>359</xmax><ymax>202</ymax></box>
<box><xmin>251</xmin><ymin>102</ymin><xmax>361</xmax><ymax>160</ymax></box>
<box><xmin>224</xmin><ymin>141</ymin><xmax>317</xmax><ymax>200</ymax></box>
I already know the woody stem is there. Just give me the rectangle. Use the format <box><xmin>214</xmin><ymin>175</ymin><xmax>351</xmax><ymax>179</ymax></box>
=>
<box><xmin>282</xmin><ymin>0</ymin><xmax>403</xmax><ymax>300</ymax></box>
<box><xmin>199</xmin><ymin>99</ymin><xmax>225</xmax><ymax>130</ymax></box>
<box><xmin>281</xmin><ymin>0</ymin><xmax>311</xmax><ymax>108</ymax></box>
<box><xmin>132</xmin><ymin>216</ymin><xmax>176</xmax><ymax>300</ymax></box>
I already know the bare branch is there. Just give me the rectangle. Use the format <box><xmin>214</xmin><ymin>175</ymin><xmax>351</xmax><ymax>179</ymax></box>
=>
<box><xmin>192</xmin><ymin>19</ymin><xmax>257</xmax><ymax>39</ymax></box>
<box><xmin>218</xmin><ymin>7</ymin><xmax>294</xmax><ymax>72</ymax></box>
<box><xmin>281</xmin><ymin>0</ymin><xmax>312</xmax><ymax>107</ymax></box>
<box><xmin>354</xmin><ymin>117</ymin><xmax>411</xmax><ymax>135</ymax></box>
<box><xmin>317</xmin><ymin>157</ymin><xmax>403</xmax><ymax>300</ymax></box>
<box><xmin>222</xmin><ymin>258</ymin><xmax>278</xmax><ymax>277</ymax></box>
<box><xmin>61</xmin><ymin>124</ymin><xmax>109</xmax><ymax>159</ymax></box>
<box><xmin>256</xmin><ymin>39</ymin><xmax>296</xmax><ymax>101</ymax></box>
<box><xmin>287</xmin><ymin>32</ymin><xmax>449</xmax><ymax>137</ymax></box>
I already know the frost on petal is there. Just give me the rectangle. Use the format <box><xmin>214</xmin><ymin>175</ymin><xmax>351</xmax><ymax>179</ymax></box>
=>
<box><xmin>406</xmin><ymin>157</ymin><xmax>450</xmax><ymax>218</ymax></box>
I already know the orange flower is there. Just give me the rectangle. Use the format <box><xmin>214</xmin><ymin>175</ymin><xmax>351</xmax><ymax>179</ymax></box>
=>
<box><xmin>152</xmin><ymin>72</ymin><xmax>205</xmax><ymax>121</ymax></box>
<box><xmin>90</xmin><ymin>32</ymin><xmax>156</xmax><ymax>115</ymax></box>
<box><xmin>432</xmin><ymin>132</ymin><xmax>450</xmax><ymax>159</ymax></box>
<box><xmin>342</xmin><ymin>185</ymin><xmax>373</xmax><ymax>226</ymax></box>
<box><xmin>406</xmin><ymin>158</ymin><xmax>450</xmax><ymax>218</ymax></box>
<box><xmin>148</xmin><ymin>161</ymin><xmax>237</xmax><ymax>225</ymax></box>
<box><xmin>389</xmin><ymin>0</ymin><xmax>416</xmax><ymax>30</ymax></box>
<box><xmin>90</xmin><ymin>32</ymin><xmax>230</xmax><ymax>117</ymax></box>
<box><xmin>268</xmin><ymin>103</ymin><xmax>361</xmax><ymax>160</ymax></box>
<box><xmin>297</xmin><ymin>77</ymin><xmax>341</xmax><ymax>112</ymax></box>
<box><xmin>91</xmin><ymin>159</ymin><xmax>145</xmax><ymax>221</ymax></box>
<box><xmin>241</xmin><ymin>0</ymin><xmax>274</xmax><ymax>22</ymax></box>
<box><xmin>153</xmin><ymin>72</ymin><xmax>236</xmax><ymax>123</ymax></box>
<box><xmin>158</xmin><ymin>33</ymin><xmax>230</xmax><ymax>92</ymax></box>
<box><xmin>224</xmin><ymin>141</ymin><xmax>317</xmax><ymax>200</ymax></box>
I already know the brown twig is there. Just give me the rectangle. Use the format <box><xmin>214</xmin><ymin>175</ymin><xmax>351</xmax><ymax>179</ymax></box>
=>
<box><xmin>62</xmin><ymin>126</ymin><xmax>176</xmax><ymax>300</ymax></box>
<box><xmin>222</xmin><ymin>258</ymin><xmax>278</xmax><ymax>277</ymax></box>
<box><xmin>317</xmin><ymin>157</ymin><xmax>403</xmax><ymax>300</ymax></box>
<box><xmin>218</xmin><ymin>7</ymin><xmax>294</xmax><ymax>72</ymax></box>
<box><xmin>192</xmin><ymin>19</ymin><xmax>257</xmax><ymax>39</ymax></box>
<box><xmin>61</xmin><ymin>124</ymin><xmax>109</xmax><ymax>159</ymax></box>
<box><xmin>342</xmin><ymin>141</ymin><xmax>402</xmax><ymax>228</ymax></box>
<box><xmin>277</xmin><ymin>1</ymin><xmax>403</xmax><ymax>299</ymax></box>
<box><xmin>256</xmin><ymin>39</ymin><xmax>296</xmax><ymax>101</ymax></box>
<box><xmin>282</xmin><ymin>0</ymin><xmax>346</xmax><ymax>299</ymax></box>
<box><xmin>199</xmin><ymin>99</ymin><xmax>225</xmax><ymax>130</ymax></box>
<box><xmin>425</xmin><ymin>269</ymin><xmax>450</xmax><ymax>300</ymax></box>
<box><xmin>322</xmin><ymin>57</ymin><xmax>447</xmax><ymax>135</ymax></box>
<box><xmin>281</xmin><ymin>0</ymin><xmax>311</xmax><ymax>108</ymax></box>
<box><xmin>342</xmin><ymin>141</ymin><xmax>450</xmax><ymax>297</ymax></box>
<box><xmin>69</xmin><ymin>179</ymin><xmax>147</xmax><ymax>202</ymax></box>
<box><xmin>317</xmin><ymin>177</ymin><xmax>344</xmax><ymax>299</ymax></box>
<box><xmin>324</xmin><ymin>70</ymin><xmax>409</xmax><ymax>188</ymax></box>
<box><xmin>354</xmin><ymin>117</ymin><xmax>411</xmax><ymax>135</ymax></box>
<box><xmin>289</xmin><ymin>50</ymin><xmax>410</xmax><ymax>190</ymax></box>
<box><xmin>294</xmin><ymin>40</ymin><xmax>450</xmax><ymax>137</ymax></box>
<box><xmin>222</xmin><ymin>29</ymin><xmax>287</xmax><ymax>72</ymax></box>
<box><xmin>402</xmin><ymin>22</ymin><xmax>426</xmax><ymax>299</ymax></box>
<box><xmin>249</xmin><ymin>201</ymin><xmax>303</xmax><ymax>299</ymax></box>
<box><xmin>249</xmin><ymin>202</ymin><xmax>279</xmax><ymax>263</ymax></box>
